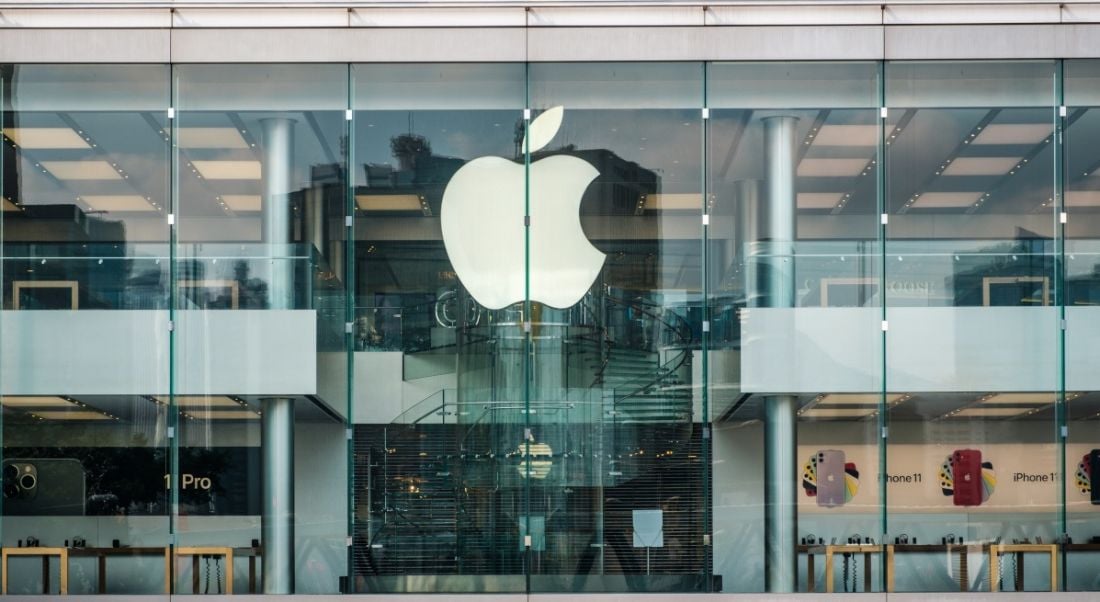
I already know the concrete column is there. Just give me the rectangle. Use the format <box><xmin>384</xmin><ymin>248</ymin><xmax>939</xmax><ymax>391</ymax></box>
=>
<box><xmin>261</xmin><ymin>117</ymin><xmax>296</xmax><ymax>310</ymax></box>
<box><xmin>733</xmin><ymin>179</ymin><xmax>761</xmax><ymax>307</ymax></box>
<box><xmin>761</xmin><ymin>115</ymin><xmax>798</xmax><ymax>594</ymax></box>
<box><xmin>261</xmin><ymin>396</ymin><xmax>295</xmax><ymax>594</ymax></box>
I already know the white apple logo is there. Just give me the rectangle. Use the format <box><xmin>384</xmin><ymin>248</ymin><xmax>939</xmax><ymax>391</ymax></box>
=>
<box><xmin>440</xmin><ymin>106</ymin><xmax>605</xmax><ymax>310</ymax></box>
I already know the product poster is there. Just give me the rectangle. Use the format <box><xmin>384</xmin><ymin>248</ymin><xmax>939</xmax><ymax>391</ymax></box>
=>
<box><xmin>799</xmin><ymin>443</ymin><xmax>1063</xmax><ymax>513</ymax></box>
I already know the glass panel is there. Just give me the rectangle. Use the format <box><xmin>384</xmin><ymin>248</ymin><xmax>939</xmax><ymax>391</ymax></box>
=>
<box><xmin>527</xmin><ymin>62</ymin><xmax>707</xmax><ymax>593</ymax></box>
<box><xmin>1063</xmin><ymin>59</ymin><xmax>1100</xmax><ymax>593</ymax></box>
<box><xmin>707</xmin><ymin>61</ymin><xmax>883</xmax><ymax>594</ymax></box>
<box><xmin>349</xmin><ymin>63</ymin><xmax>527</xmax><ymax>594</ymax></box>
<box><xmin>884</xmin><ymin>61</ymin><xmax>1060</xmax><ymax>593</ymax></box>
<box><xmin>172</xmin><ymin>64</ymin><xmax>348</xmax><ymax>595</ymax></box>
<box><xmin>0</xmin><ymin>64</ymin><xmax>171</xmax><ymax>594</ymax></box>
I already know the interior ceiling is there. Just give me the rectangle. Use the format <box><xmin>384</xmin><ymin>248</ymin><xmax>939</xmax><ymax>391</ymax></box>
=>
<box><xmin>720</xmin><ymin>390</ymin><xmax>1100</xmax><ymax>423</ymax></box>
<box><xmin>0</xmin><ymin>394</ymin><xmax>340</xmax><ymax>425</ymax></box>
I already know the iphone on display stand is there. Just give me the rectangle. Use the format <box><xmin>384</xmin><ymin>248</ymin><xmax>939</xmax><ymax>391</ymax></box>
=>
<box><xmin>816</xmin><ymin>450</ymin><xmax>846</xmax><ymax>508</ymax></box>
<box><xmin>952</xmin><ymin>449</ymin><xmax>983</xmax><ymax>507</ymax></box>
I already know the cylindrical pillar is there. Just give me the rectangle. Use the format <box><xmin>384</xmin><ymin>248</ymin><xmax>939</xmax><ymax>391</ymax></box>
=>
<box><xmin>261</xmin><ymin>117</ymin><xmax>296</xmax><ymax>310</ymax></box>
<box><xmin>261</xmin><ymin>396</ymin><xmax>295</xmax><ymax>594</ymax></box>
<box><xmin>733</xmin><ymin>179</ymin><xmax>761</xmax><ymax>307</ymax></box>
<box><xmin>762</xmin><ymin>116</ymin><xmax>797</xmax><ymax>307</ymax></box>
<box><xmin>761</xmin><ymin>115</ymin><xmax>799</xmax><ymax>593</ymax></box>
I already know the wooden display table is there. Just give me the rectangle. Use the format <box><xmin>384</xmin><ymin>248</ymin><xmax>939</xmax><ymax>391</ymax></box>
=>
<box><xmin>173</xmin><ymin>546</ymin><xmax>234</xmax><ymax>594</ymax></box>
<box><xmin>68</xmin><ymin>546</ymin><xmax>170</xmax><ymax>594</ymax></box>
<box><xmin>234</xmin><ymin>545</ymin><xmax>262</xmax><ymax>593</ymax></box>
<box><xmin>824</xmin><ymin>544</ymin><xmax>882</xmax><ymax>593</ymax></box>
<box><xmin>885</xmin><ymin>543</ymin><xmax>990</xmax><ymax>592</ymax></box>
<box><xmin>796</xmin><ymin>543</ymin><xmax>827</xmax><ymax>592</ymax></box>
<box><xmin>1</xmin><ymin>546</ymin><xmax>68</xmax><ymax>594</ymax></box>
<box><xmin>989</xmin><ymin>543</ymin><xmax>1058</xmax><ymax>592</ymax></box>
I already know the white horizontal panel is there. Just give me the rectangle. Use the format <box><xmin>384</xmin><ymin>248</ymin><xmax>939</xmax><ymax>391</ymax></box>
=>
<box><xmin>886</xmin><ymin>3</ymin><xmax>1061</xmax><ymax>24</ymax></box>
<box><xmin>352</xmin><ymin>7</ymin><xmax>526</xmax><ymax>27</ymax></box>
<box><xmin>528</xmin><ymin>27</ymin><xmax>704</xmax><ymax>62</ymax></box>
<box><xmin>886</xmin><ymin>24</ymin><xmax>1058</xmax><ymax>59</ymax></box>
<box><xmin>527</xmin><ymin>6</ymin><xmax>703</xmax><ymax>27</ymax></box>
<box><xmin>172</xmin><ymin>28</ymin><xmax>350</xmax><ymax>63</ymax></box>
<box><xmin>706</xmin><ymin>26</ymin><xmax>884</xmax><ymax>61</ymax></box>
<box><xmin>173</xmin><ymin>8</ymin><xmax>348</xmax><ymax>28</ymax></box>
<box><xmin>0</xmin><ymin>28</ymin><xmax>169</xmax><ymax>63</ymax></box>
<box><xmin>347</xmin><ymin>28</ymin><xmax>526</xmax><ymax>62</ymax></box>
<box><xmin>706</xmin><ymin>5</ymin><xmax>881</xmax><ymax>26</ymax></box>
<box><xmin>0</xmin><ymin>8</ymin><xmax>169</xmax><ymax>28</ymax></box>
<box><xmin>1062</xmin><ymin>3</ymin><xmax>1100</xmax><ymax>23</ymax></box>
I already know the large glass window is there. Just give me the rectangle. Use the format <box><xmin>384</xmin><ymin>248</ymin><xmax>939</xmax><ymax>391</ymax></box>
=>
<box><xmin>884</xmin><ymin>61</ymin><xmax>1061</xmax><ymax>593</ymax></box>
<box><xmin>1</xmin><ymin>65</ymin><xmax>171</xmax><ymax>594</ymax></box>
<box><xmin>171</xmin><ymin>64</ymin><xmax>349</xmax><ymax>595</ymax></box>
<box><xmin>707</xmin><ymin>61</ymin><xmax>883</xmax><ymax>594</ymax></box>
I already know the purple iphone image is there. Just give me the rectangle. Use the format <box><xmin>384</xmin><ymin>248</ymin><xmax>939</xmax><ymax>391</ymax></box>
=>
<box><xmin>816</xmin><ymin>450</ymin><xmax>846</xmax><ymax>508</ymax></box>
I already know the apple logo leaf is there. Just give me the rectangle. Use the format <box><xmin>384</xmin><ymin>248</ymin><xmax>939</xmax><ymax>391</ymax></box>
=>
<box><xmin>523</xmin><ymin>106</ymin><xmax>564</xmax><ymax>154</ymax></box>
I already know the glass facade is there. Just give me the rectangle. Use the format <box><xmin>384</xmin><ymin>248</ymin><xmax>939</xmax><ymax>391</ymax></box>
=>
<box><xmin>1</xmin><ymin>60</ymin><xmax>1099</xmax><ymax>595</ymax></box>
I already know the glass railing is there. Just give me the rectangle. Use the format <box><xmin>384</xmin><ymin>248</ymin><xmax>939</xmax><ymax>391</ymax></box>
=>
<box><xmin>742</xmin><ymin>239</ymin><xmax>1059</xmax><ymax>308</ymax></box>
<box><xmin>1</xmin><ymin>242</ymin><xmax>339</xmax><ymax>311</ymax></box>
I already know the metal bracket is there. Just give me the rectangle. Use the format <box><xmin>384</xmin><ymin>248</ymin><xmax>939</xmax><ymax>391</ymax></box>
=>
<box><xmin>702</xmin><ymin>320</ymin><xmax>710</xmax><ymax>333</ymax></box>
<box><xmin>167</xmin><ymin>213</ymin><xmax>176</xmax><ymax>226</ymax></box>
<box><xmin>345</xmin><ymin>321</ymin><xmax>354</xmax><ymax>334</ymax></box>
<box><xmin>881</xmin><ymin>320</ymin><xmax>889</xmax><ymax>331</ymax></box>
<box><xmin>880</xmin><ymin>213</ymin><xmax>889</xmax><ymax>225</ymax></box>
<box><xmin>1060</xmin><ymin>106</ymin><xmax>1068</xmax><ymax>118</ymax></box>
<box><xmin>702</xmin><ymin>107</ymin><xmax>710</xmax><ymax>120</ymax></box>
<box><xmin>167</xmin><ymin>426</ymin><xmax>175</xmax><ymax>438</ymax></box>
<box><xmin>523</xmin><ymin>108</ymin><xmax>532</xmax><ymax>120</ymax></box>
<box><xmin>167</xmin><ymin>107</ymin><xmax>175</xmax><ymax>120</ymax></box>
<box><xmin>345</xmin><ymin>109</ymin><xmax>353</xmax><ymax>121</ymax></box>
<box><xmin>882</xmin><ymin>426</ymin><xmax>889</xmax><ymax>439</ymax></box>
<box><xmin>345</xmin><ymin>215</ymin><xmax>354</xmax><ymax>228</ymax></box>
<box><xmin>880</xmin><ymin>107</ymin><xmax>888</xmax><ymax>119</ymax></box>
<box><xmin>702</xmin><ymin>213</ymin><xmax>710</xmax><ymax>226</ymax></box>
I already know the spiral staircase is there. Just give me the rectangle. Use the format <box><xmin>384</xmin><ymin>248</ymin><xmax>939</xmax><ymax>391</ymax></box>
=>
<box><xmin>353</xmin><ymin>289</ymin><xmax>701</xmax><ymax>585</ymax></box>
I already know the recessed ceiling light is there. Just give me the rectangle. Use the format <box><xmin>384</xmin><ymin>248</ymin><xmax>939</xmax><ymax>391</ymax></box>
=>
<box><xmin>1066</xmin><ymin>191</ymin><xmax>1100</xmax><ymax>207</ymax></box>
<box><xmin>177</xmin><ymin>127</ymin><xmax>249</xmax><ymax>149</ymax></box>
<box><xmin>184</xmin><ymin>410</ymin><xmax>260</xmax><ymax>420</ymax></box>
<box><xmin>941</xmin><ymin>157</ymin><xmax>1021</xmax><ymax>177</ymax></box>
<box><xmin>797</xmin><ymin>192</ymin><xmax>845</xmax><ymax>209</ymax></box>
<box><xmin>797</xmin><ymin>158</ymin><xmax>869</xmax><ymax>178</ymax></box>
<box><xmin>40</xmin><ymin>160</ymin><xmax>123</xmax><ymax>181</ymax></box>
<box><xmin>977</xmin><ymin>392</ymin><xmax>1078</xmax><ymax>405</ymax></box>
<box><xmin>191</xmin><ymin>160</ymin><xmax>261</xmax><ymax>180</ymax></box>
<box><xmin>82</xmin><ymin>195</ymin><xmax>157</xmax><ymax>213</ymax></box>
<box><xmin>160</xmin><ymin>396</ymin><xmax>246</xmax><ymax>408</ymax></box>
<box><xmin>355</xmin><ymin>194</ymin><xmax>424</xmax><ymax>211</ymax></box>
<box><xmin>221</xmin><ymin>195</ymin><xmax>261</xmax><ymax>212</ymax></box>
<box><xmin>30</xmin><ymin>410</ymin><xmax>113</xmax><ymax>421</ymax></box>
<box><xmin>4</xmin><ymin>127</ymin><xmax>90</xmax><ymax>149</ymax></box>
<box><xmin>800</xmin><ymin>408</ymin><xmax>877</xmax><ymax>418</ymax></box>
<box><xmin>950</xmin><ymin>407</ymin><xmax>1034</xmax><ymax>418</ymax></box>
<box><xmin>909</xmin><ymin>192</ymin><xmax>984</xmax><ymax>208</ymax></box>
<box><xmin>641</xmin><ymin>194</ymin><xmax>702</xmax><ymax>211</ymax></box>
<box><xmin>2</xmin><ymin>396</ymin><xmax>76</xmax><ymax>408</ymax></box>
<box><xmin>811</xmin><ymin>124</ymin><xmax>879</xmax><ymax>147</ymax></box>
<box><xmin>813</xmin><ymin>393</ymin><xmax>908</xmax><ymax>406</ymax></box>
<box><xmin>971</xmin><ymin>123</ymin><xmax>1052</xmax><ymax>145</ymax></box>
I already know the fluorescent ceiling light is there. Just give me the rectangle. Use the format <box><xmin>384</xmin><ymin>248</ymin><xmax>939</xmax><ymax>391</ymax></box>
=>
<box><xmin>177</xmin><ymin>127</ymin><xmax>249</xmax><ymax>149</ymax></box>
<box><xmin>3</xmin><ymin>198</ymin><xmax>20</xmax><ymax>212</ymax></box>
<box><xmin>811</xmin><ymin>124</ymin><xmax>879</xmax><ymax>147</ymax></box>
<box><xmin>800</xmin><ymin>408</ymin><xmax>876</xmax><ymax>418</ymax></box>
<box><xmin>222</xmin><ymin>195</ymin><xmax>261</xmax><ymax>212</ymax></box>
<box><xmin>642</xmin><ymin>193</ymin><xmax>702</xmax><ymax>211</ymax></box>
<box><xmin>1066</xmin><ymin>191</ymin><xmax>1100</xmax><ymax>208</ymax></box>
<box><xmin>797</xmin><ymin>192</ymin><xmax>845</xmax><ymax>209</ymax></box>
<box><xmin>82</xmin><ymin>195</ymin><xmax>156</xmax><ymax>213</ymax></box>
<box><xmin>40</xmin><ymin>160</ymin><xmax>122</xmax><ymax>181</ymax></box>
<box><xmin>971</xmin><ymin>123</ymin><xmax>1052</xmax><ymax>145</ymax></box>
<box><xmin>909</xmin><ymin>192</ymin><xmax>984</xmax><ymax>209</ymax></box>
<box><xmin>2</xmin><ymin>396</ymin><xmax>76</xmax><ymax>408</ymax></box>
<box><xmin>191</xmin><ymin>160</ymin><xmax>261</xmax><ymax>180</ymax></box>
<box><xmin>160</xmin><ymin>396</ymin><xmax>245</xmax><ymax>408</ymax></box>
<box><xmin>355</xmin><ymin>194</ymin><xmax>424</xmax><ymax>211</ymax></box>
<box><xmin>4</xmin><ymin>127</ymin><xmax>89</xmax><ymax>149</ymax></box>
<box><xmin>977</xmin><ymin>392</ymin><xmax>1079</xmax><ymax>405</ymax></box>
<box><xmin>797</xmin><ymin>158</ymin><xmax>868</xmax><ymax>178</ymax></box>
<box><xmin>950</xmin><ymin>407</ymin><xmax>1034</xmax><ymax>418</ymax></box>
<box><xmin>814</xmin><ymin>393</ymin><xmax>907</xmax><ymax>407</ymax></box>
<box><xmin>185</xmin><ymin>410</ymin><xmax>260</xmax><ymax>420</ymax></box>
<box><xmin>941</xmin><ymin>157</ymin><xmax>1021</xmax><ymax>177</ymax></box>
<box><xmin>30</xmin><ymin>410</ymin><xmax>113</xmax><ymax>421</ymax></box>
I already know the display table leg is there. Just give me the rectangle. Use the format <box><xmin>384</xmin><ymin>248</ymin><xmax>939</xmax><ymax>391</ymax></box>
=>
<box><xmin>807</xmin><ymin>554</ymin><xmax>815</xmax><ymax>592</ymax></box>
